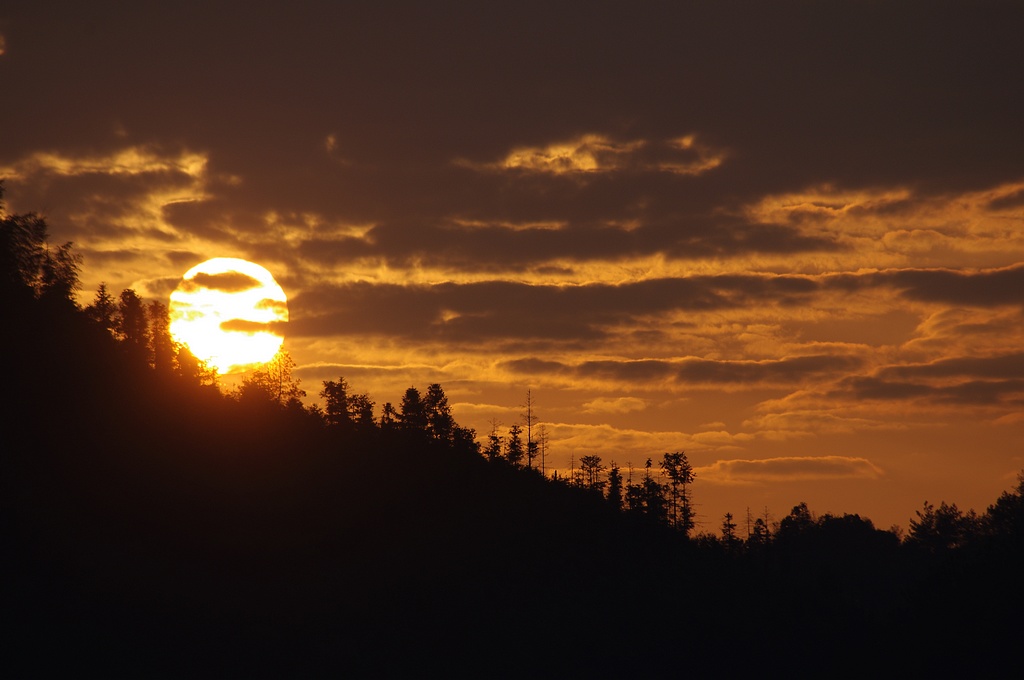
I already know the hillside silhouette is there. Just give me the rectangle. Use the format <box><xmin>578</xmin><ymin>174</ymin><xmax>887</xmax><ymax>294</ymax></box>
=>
<box><xmin>3</xmin><ymin>189</ymin><xmax>1022</xmax><ymax>676</ymax></box>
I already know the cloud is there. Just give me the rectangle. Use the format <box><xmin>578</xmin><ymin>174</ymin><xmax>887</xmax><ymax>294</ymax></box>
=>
<box><xmin>879</xmin><ymin>264</ymin><xmax>1024</xmax><ymax>308</ymax></box>
<box><xmin>0</xmin><ymin>146</ymin><xmax>207</xmax><ymax>180</ymax></box>
<box><xmin>698</xmin><ymin>456</ymin><xmax>884</xmax><ymax>484</ymax></box>
<box><xmin>582</xmin><ymin>397</ymin><xmax>647</xmax><ymax>414</ymax></box>
<box><xmin>499</xmin><ymin>358</ymin><xmax>570</xmax><ymax>375</ymax></box>
<box><xmin>879</xmin><ymin>352</ymin><xmax>1024</xmax><ymax>381</ymax></box>
<box><xmin>498</xmin><ymin>354</ymin><xmax>864</xmax><ymax>388</ymax></box>
<box><xmin>836</xmin><ymin>376</ymin><xmax>1024</xmax><ymax>407</ymax></box>
<box><xmin>675</xmin><ymin>355</ymin><xmax>864</xmax><ymax>384</ymax></box>
<box><xmin>743</xmin><ymin>408</ymin><xmax>906</xmax><ymax>439</ymax></box>
<box><xmin>461</xmin><ymin>133</ymin><xmax>727</xmax><ymax>177</ymax></box>
<box><xmin>182</xmin><ymin>270</ymin><xmax>262</xmax><ymax>294</ymax></box>
<box><xmin>219</xmin><ymin>319</ymin><xmax>284</xmax><ymax>335</ymax></box>
<box><xmin>577</xmin><ymin>360</ymin><xmax>675</xmax><ymax>383</ymax></box>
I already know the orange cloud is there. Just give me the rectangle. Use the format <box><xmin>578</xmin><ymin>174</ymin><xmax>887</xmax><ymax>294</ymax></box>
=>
<box><xmin>458</xmin><ymin>133</ymin><xmax>726</xmax><ymax>176</ymax></box>
<box><xmin>698</xmin><ymin>456</ymin><xmax>884</xmax><ymax>484</ymax></box>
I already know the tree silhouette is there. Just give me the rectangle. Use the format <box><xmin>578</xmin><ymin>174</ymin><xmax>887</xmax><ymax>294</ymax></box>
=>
<box><xmin>660</xmin><ymin>451</ymin><xmax>695</xmax><ymax>536</ymax></box>
<box><xmin>777</xmin><ymin>502</ymin><xmax>815</xmax><ymax>541</ymax></box>
<box><xmin>86</xmin><ymin>283</ymin><xmax>117</xmax><ymax>334</ymax></box>
<box><xmin>147</xmin><ymin>300</ymin><xmax>174</xmax><ymax>373</ymax></box>
<box><xmin>425</xmin><ymin>383</ymin><xmax>455</xmax><ymax>442</ymax></box>
<box><xmin>117</xmin><ymin>288</ymin><xmax>149</xmax><ymax>361</ymax></box>
<box><xmin>321</xmin><ymin>377</ymin><xmax>353</xmax><ymax>431</ymax></box>
<box><xmin>398</xmin><ymin>386</ymin><xmax>428</xmax><ymax>433</ymax></box>
<box><xmin>380</xmin><ymin>401</ymin><xmax>398</xmax><ymax>431</ymax></box>
<box><xmin>237</xmin><ymin>349</ymin><xmax>305</xmax><ymax>406</ymax></box>
<box><xmin>0</xmin><ymin>185</ymin><xmax>80</xmax><ymax>309</ymax></box>
<box><xmin>505</xmin><ymin>424</ymin><xmax>524</xmax><ymax>466</ymax></box>
<box><xmin>606</xmin><ymin>462</ymin><xmax>623</xmax><ymax>509</ymax></box>
<box><xmin>522</xmin><ymin>389</ymin><xmax>538</xmax><ymax>469</ymax></box>
<box><xmin>38</xmin><ymin>242</ymin><xmax>82</xmax><ymax>309</ymax></box>
<box><xmin>748</xmin><ymin>517</ymin><xmax>770</xmax><ymax>548</ymax></box>
<box><xmin>907</xmin><ymin>501</ymin><xmax>978</xmax><ymax>554</ymax></box>
<box><xmin>348</xmin><ymin>393</ymin><xmax>377</xmax><ymax>433</ymax></box>
<box><xmin>984</xmin><ymin>471</ymin><xmax>1024</xmax><ymax>544</ymax></box>
<box><xmin>625</xmin><ymin>458</ymin><xmax>668</xmax><ymax>523</ymax></box>
<box><xmin>484</xmin><ymin>420</ymin><xmax>503</xmax><ymax>461</ymax></box>
<box><xmin>721</xmin><ymin>512</ymin><xmax>741</xmax><ymax>551</ymax></box>
<box><xmin>579</xmin><ymin>455</ymin><xmax>606</xmax><ymax>493</ymax></box>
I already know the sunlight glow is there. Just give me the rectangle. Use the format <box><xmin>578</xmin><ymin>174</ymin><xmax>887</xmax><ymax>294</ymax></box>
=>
<box><xmin>169</xmin><ymin>258</ymin><xmax>288</xmax><ymax>374</ymax></box>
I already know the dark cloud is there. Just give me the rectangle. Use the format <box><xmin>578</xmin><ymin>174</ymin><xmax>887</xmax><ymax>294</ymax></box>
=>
<box><xmin>498</xmin><ymin>358</ymin><xmax>570</xmax><ymax>376</ymax></box>
<box><xmin>882</xmin><ymin>265</ymin><xmax>1024</xmax><ymax>308</ymax></box>
<box><xmin>880</xmin><ymin>353</ymin><xmax>1024</xmax><ymax>381</ymax></box>
<box><xmin>256</xmin><ymin>298</ymin><xmax>288</xmax><ymax>315</ymax></box>
<box><xmin>219</xmin><ymin>319</ymin><xmax>283</xmax><ymax>335</ymax></box>
<box><xmin>577</xmin><ymin>360</ymin><xmax>675</xmax><ymax>383</ymax></box>
<box><xmin>824</xmin><ymin>265</ymin><xmax>1024</xmax><ymax>309</ymax></box>
<box><xmin>295</xmin><ymin>213</ymin><xmax>840</xmax><ymax>273</ymax></box>
<box><xmin>676</xmin><ymin>355</ymin><xmax>864</xmax><ymax>384</ymax></box>
<box><xmin>289</xmin><ymin>266</ymin><xmax>1022</xmax><ymax>345</ymax></box>
<box><xmin>499</xmin><ymin>354</ymin><xmax>863</xmax><ymax>387</ymax></box>
<box><xmin>290</xmin><ymin>276</ymin><xmax>770</xmax><ymax>343</ymax></box>
<box><xmin>836</xmin><ymin>376</ymin><xmax>1024</xmax><ymax>406</ymax></box>
<box><xmin>183</xmin><ymin>271</ymin><xmax>262</xmax><ymax>294</ymax></box>
<box><xmin>988</xmin><ymin>187</ymin><xmax>1024</xmax><ymax>211</ymax></box>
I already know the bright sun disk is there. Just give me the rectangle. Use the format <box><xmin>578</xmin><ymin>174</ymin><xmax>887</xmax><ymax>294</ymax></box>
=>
<box><xmin>169</xmin><ymin>257</ymin><xmax>288</xmax><ymax>374</ymax></box>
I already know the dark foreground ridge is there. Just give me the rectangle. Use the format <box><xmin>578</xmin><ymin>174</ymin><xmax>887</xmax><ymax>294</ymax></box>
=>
<box><xmin>3</xmin><ymin>200</ymin><xmax>1023</xmax><ymax>677</ymax></box>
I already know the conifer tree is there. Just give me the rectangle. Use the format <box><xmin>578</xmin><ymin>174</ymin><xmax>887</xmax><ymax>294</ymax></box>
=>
<box><xmin>117</xmin><ymin>288</ymin><xmax>149</xmax><ymax>362</ymax></box>
<box><xmin>86</xmin><ymin>283</ymin><xmax>118</xmax><ymax>334</ymax></box>
<box><xmin>579</xmin><ymin>455</ymin><xmax>606</xmax><ymax>492</ymax></box>
<box><xmin>505</xmin><ymin>424</ymin><xmax>524</xmax><ymax>466</ymax></box>
<box><xmin>484</xmin><ymin>420</ymin><xmax>503</xmax><ymax>461</ymax></box>
<box><xmin>425</xmin><ymin>383</ymin><xmax>455</xmax><ymax>441</ymax></box>
<box><xmin>320</xmin><ymin>377</ymin><xmax>353</xmax><ymax>430</ymax></box>
<box><xmin>398</xmin><ymin>386</ymin><xmax>428</xmax><ymax>433</ymax></box>
<box><xmin>660</xmin><ymin>451</ymin><xmax>695</xmax><ymax>536</ymax></box>
<box><xmin>607</xmin><ymin>462</ymin><xmax>623</xmax><ymax>509</ymax></box>
<box><xmin>147</xmin><ymin>300</ymin><xmax>174</xmax><ymax>373</ymax></box>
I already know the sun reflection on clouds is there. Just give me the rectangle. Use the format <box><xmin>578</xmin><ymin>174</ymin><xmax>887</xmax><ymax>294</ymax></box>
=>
<box><xmin>1</xmin><ymin>146</ymin><xmax>208</xmax><ymax>179</ymax></box>
<box><xmin>455</xmin><ymin>132</ymin><xmax>727</xmax><ymax>176</ymax></box>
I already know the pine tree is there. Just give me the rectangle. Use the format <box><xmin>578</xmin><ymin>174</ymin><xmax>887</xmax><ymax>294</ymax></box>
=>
<box><xmin>147</xmin><ymin>300</ymin><xmax>174</xmax><ymax>373</ymax></box>
<box><xmin>425</xmin><ymin>383</ymin><xmax>455</xmax><ymax>442</ymax></box>
<box><xmin>117</xmin><ymin>288</ymin><xmax>149</xmax><ymax>362</ymax></box>
<box><xmin>320</xmin><ymin>377</ymin><xmax>353</xmax><ymax>430</ymax></box>
<box><xmin>505</xmin><ymin>424</ymin><xmax>524</xmax><ymax>466</ymax></box>
<box><xmin>660</xmin><ymin>451</ymin><xmax>696</xmax><ymax>536</ymax></box>
<box><xmin>721</xmin><ymin>512</ymin><xmax>741</xmax><ymax>552</ymax></box>
<box><xmin>398</xmin><ymin>387</ymin><xmax>428</xmax><ymax>433</ymax></box>
<box><xmin>579</xmin><ymin>455</ymin><xmax>606</xmax><ymax>492</ymax></box>
<box><xmin>607</xmin><ymin>462</ymin><xmax>623</xmax><ymax>509</ymax></box>
<box><xmin>484</xmin><ymin>419</ymin><xmax>503</xmax><ymax>461</ymax></box>
<box><xmin>86</xmin><ymin>283</ymin><xmax>117</xmax><ymax>334</ymax></box>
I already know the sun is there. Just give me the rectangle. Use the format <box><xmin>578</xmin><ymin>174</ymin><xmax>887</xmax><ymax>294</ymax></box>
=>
<box><xmin>169</xmin><ymin>258</ymin><xmax>288</xmax><ymax>374</ymax></box>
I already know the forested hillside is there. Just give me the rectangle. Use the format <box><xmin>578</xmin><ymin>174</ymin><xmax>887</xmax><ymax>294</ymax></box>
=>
<box><xmin>3</xmin><ymin>192</ymin><xmax>1022</xmax><ymax>676</ymax></box>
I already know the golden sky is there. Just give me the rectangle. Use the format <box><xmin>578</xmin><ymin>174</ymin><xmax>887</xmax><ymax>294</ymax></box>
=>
<box><xmin>3</xmin><ymin>1</ymin><xmax>1023</xmax><ymax>531</ymax></box>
